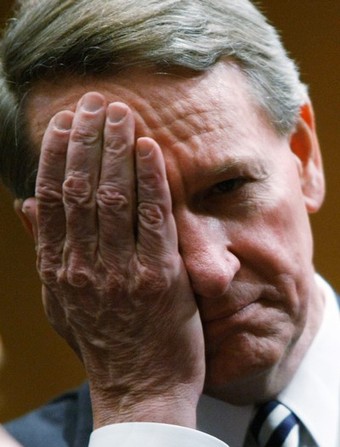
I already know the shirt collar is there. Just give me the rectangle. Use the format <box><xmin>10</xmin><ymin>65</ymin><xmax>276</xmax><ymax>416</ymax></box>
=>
<box><xmin>197</xmin><ymin>275</ymin><xmax>340</xmax><ymax>447</ymax></box>
<box><xmin>278</xmin><ymin>274</ymin><xmax>340</xmax><ymax>447</ymax></box>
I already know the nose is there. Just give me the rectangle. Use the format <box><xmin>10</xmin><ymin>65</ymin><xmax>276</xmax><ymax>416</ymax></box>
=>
<box><xmin>177</xmin><ymin>213</ymin><xmax>240</xmax><ymax>299</ymax></box>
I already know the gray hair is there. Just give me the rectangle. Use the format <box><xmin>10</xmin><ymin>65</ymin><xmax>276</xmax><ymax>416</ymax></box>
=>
<box><xmin>0</xmin><ymin>0</ymin><xmax>307</xmax><ymax>198</ymax></box>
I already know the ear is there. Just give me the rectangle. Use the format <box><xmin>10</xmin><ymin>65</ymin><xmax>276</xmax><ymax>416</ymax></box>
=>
<box><xmin>289</xmin><ymin>102</ymin><xmax>325</xmax><ymax>213</ymax></box>
<box><xmin>14</xmin><ymin>197</ymin><xmax>38</xmax><ymax>241</ymax></box>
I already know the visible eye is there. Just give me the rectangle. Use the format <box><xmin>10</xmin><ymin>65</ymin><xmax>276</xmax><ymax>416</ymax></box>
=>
<box><xmin>211</xmin><ymin>178</ymin><xmax>247</xmax><ymax>195</ymax></box>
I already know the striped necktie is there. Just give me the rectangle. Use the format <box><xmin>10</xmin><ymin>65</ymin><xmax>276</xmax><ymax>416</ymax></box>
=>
<box><xmin>249</xmin><ymin>400</ymin><xmax>300</xmax><ymax>447</ymax></box>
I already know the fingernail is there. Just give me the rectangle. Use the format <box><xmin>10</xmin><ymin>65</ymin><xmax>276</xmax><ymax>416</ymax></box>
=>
<box><xmin>108</xmin><ymin>102</ymin><xmax>128</xmax><ymax>123</ymax></box>
<box><xmin>54</xmin><ymin>112</ymin><xmax>73</xmax><ymax>131</ymax></box>
<box><xmin>22</xmin><ymin>197</ymin><xmax>35</xmax><ymax>215</ymax></box>
<box><xmin>81</xmin><ymin>93</ymin><xmax>104</xmax><ymax>112</ymax></box>
<box><xmin>21</xmin><ymin>204</ymin><xmax>31</xmax><ymax>216</ymax></box>
<box><xmin>22</xmin><ymin>203</ymin><xmax>34</xmax><ymax>222</ymax></box>
<box><xmin>137</xmin><ymin>138</ymin><xmax>153</xmax><ymax>157</ymax></box>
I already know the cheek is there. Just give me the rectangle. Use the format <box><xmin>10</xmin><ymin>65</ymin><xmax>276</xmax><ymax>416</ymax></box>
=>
<box><xmin>227</xmin><ymin>191</ymin><xmax>315</xmax><ymax>329</ymax></box>
<box><xmin>231</xmin><ymin>183</ymin><xmax>314</xmax><ymax>281</ymax></box>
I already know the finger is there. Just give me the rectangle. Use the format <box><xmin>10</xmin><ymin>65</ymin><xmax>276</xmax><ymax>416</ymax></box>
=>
<box><xmin>35</xmin><ymin>111</ymin><xmax>73</xmax><ymax>282</ymax></box>
<box><xmin>63</xmin><ymin>92</ymin><xmax>106</xmax><ymax>269</ymax></box>
<box><xmin>21</xmin><ymin>197</ymin><xmax>38</xmax><ymax>241</ymax></box>
<box><xmin>97</xmin><ymin>102</ymin><xmax>136</xmax><ymax>266</ymax></box>
<box><xmin>136</xmin><ymin>137</ymin><xmax>178</xmax><ymax>266</ymax></box>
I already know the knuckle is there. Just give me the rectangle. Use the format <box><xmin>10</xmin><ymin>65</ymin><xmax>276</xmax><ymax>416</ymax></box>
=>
<box><xmin>138</xmin><ymin>202</ymin><xmax>164</xmax><ymax>227</ymax></box>
<box><xmin>63</xmin><ymin>173</ymin><xmax>92</xmax><ymax>206</ymax></box>
<box><xmin>70</xmin><ymin>126</ymin><xmax>99</xmax><ymax>147</ymax></box>
<box><xmin>36</xmin><ymin>184</ymin><xmax>63</xmax><ymax>204</ymax></box>
<box><xmin>37</xmin><ymin>250</ymin><xmax>60</xmax><ymax>284</ymax></box>
<box><xmin>63</xmin><ymin>267</ymin><xmax>94</xmax><ymax>288</ymax></box>
<box><xmin>96</xmin><ymin>184</ymin><xmax>129</xmax><ymax>210</ymax></box>
<box><xmin>40</xmin><ymin>268</ymin><xmax>58</xmax><ymax>285</ymax></box>
<box><xmin>105</xmin><ymin>135</ymin><xmax>129</xmax><ymax>154</ymax></box>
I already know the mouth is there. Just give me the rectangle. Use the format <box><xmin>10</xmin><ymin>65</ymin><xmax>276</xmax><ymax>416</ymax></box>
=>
<box><xmin>199</xmin><ymin>293</ymin><xmax>260</xmax><ymax>325</ymax></box>
<box><xmin>200</xmin><ymin>298</ymin><xmax>265</xmax><ymax>347</ymax></box>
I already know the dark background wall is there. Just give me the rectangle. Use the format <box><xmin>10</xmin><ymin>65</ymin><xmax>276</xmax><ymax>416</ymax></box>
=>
<box><xmin>0</xmin><ymin>0</ymin><xmax>339</xmax><ymax>422</ymax></box>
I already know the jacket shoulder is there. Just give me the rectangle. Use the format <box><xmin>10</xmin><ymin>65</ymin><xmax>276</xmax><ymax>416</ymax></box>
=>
<box><xmin>5</xmin><ymin>383</ymin><xmax>92</xmax><ymax>447</ymax></box>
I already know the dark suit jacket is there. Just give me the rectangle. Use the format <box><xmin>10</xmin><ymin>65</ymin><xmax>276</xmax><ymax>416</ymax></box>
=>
<box><xmin>6</xmin><ymin>383</ymin><xmax>93</xmax><ymax>447</ymax></box>
<box><xmin>6</xmin><ymin>295</ymin><xmax>340</xmax><ymax>447</ymax></box>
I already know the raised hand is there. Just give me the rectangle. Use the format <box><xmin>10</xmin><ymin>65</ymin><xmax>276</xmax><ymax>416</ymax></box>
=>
<box><xmin>23</xmin><ymin>92</ymin><xmax>205</xmax><ymax>428</ymax></box>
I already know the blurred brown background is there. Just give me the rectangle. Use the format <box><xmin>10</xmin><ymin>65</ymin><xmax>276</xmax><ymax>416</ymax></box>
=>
<box><xmin>0</xmin><ymin>0</ymin><xmax>339</xmax><ymax>422</ymax></box>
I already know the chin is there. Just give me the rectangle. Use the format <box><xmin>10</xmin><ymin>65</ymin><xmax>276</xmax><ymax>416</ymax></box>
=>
<box><xmin>203</xmin><ymin>336</ymin><xmax>293</xmax><ymax>405</ymax></box>
<box><xmin>204</xmin><ymin>367</ymin><xmax>281</xmax><ymax>405</ymax></box>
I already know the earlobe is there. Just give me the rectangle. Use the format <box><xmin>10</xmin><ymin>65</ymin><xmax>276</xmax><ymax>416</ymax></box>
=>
<box><xmin>14</xmin><ymin>197</ymin><xmax>38</xmax><ymax>241</ymax></box>
<box><xmin>289</xmin><ymin>102</ymin><xmax>325</xmax><ymax>213</ymax></box>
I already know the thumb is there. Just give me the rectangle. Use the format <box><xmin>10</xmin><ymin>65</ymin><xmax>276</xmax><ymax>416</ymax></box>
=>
<box><xmin>20</xmin><ymin>197</ymin><xmax>38</xmax><ymax>242</ymax></box>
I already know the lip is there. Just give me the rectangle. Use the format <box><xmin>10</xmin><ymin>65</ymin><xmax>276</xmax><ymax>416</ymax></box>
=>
<box><xmin>200</xmin><ymin>296</ymin><xmax>260</xmax><ymax>325</ymax></box>
<box><xmin>200</xmin><ymin>299</ymin><xmax>263</xmax><ymax>345</ymax></box>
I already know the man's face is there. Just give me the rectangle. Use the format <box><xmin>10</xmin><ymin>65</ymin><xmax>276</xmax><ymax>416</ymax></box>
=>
<box><xmin>27</xmin><ymin>62</ymin><xmax>324</xmax><ymax>403</ymax></box>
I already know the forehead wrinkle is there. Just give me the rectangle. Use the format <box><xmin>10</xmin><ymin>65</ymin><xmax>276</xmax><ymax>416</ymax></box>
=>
<box><xmin>25</xmin><ymin>61</ymin><xmax>274</xmax><ymax>168</ymax></box>
<box><xmin>137</xmin><ymin>81</ymin><xmax>266</xmax><ymax>156</ymax></box>
<box><xmin>162</xmin><ymin>112</ymin><xmax>275</xmax><ymax>199</ymax></box>
<box><xmin>133</xmin><ymin>91</ymin><xmax>236</xmax><ymax>151</ymax></box>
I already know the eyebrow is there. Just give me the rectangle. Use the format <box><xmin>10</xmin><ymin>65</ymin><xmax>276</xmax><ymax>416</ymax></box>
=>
<box><xmin>205</xmin><ymin>156</ymin><xmax>270</xmax><ymax>179</ymax></box>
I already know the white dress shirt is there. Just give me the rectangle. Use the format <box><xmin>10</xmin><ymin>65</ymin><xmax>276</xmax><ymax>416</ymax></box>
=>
<box><xmin>0</xmin><ymin>425</ymin><xmax>22</xmax><ymax>447</ymax></box>
<box><xmin>90</xmin><ymin>275</ymin><xmax>340</xmax><ymax>447</ymax></box>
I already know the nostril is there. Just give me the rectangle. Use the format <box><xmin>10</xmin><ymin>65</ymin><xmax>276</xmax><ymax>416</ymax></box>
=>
<box><xmin>191</xmin><ymin>274</ymin><xmax>229</xmax><ymax>299</ymax></box>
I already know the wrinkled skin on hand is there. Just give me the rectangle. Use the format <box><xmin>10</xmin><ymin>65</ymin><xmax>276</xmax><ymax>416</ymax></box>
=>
<box><xmin>23</xmin><ymin>93</ymin><xmax>205</xmax><ymax>427</ymax></box>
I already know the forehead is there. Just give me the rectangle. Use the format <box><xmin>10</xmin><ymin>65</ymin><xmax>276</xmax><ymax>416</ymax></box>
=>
<box><xmin>26</xmin><ymin>61</ymin><xmax>274</xmax><ymax>153</ymax></box>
